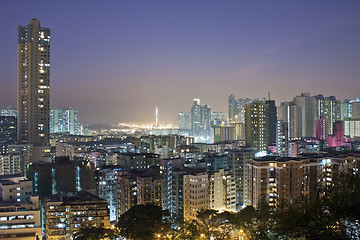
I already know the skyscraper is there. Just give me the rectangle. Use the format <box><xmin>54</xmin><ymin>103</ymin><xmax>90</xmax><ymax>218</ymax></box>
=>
<box><xmin>18</xmin><ymin>18</ymin><xmax>50</xmax><ymax>146</ymax></box>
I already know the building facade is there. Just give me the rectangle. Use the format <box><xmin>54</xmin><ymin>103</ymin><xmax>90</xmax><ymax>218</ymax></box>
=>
<box><xmin>18</xmin><ymin>18</ymin><xmax>50</xmax><ymax>146</ymax></box>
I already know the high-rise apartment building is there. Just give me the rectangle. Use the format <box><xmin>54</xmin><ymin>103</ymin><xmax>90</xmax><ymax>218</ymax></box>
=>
<box><xmin>228</xmin><ymin>95</ymin><xmax>253</xmax><ymax>123</ymax></box>
<box><xmin>278</xmin><ymin>102</ymin><xmax>302</xmax><ymax>139</ymax></box>
<box><xmin>294</xmin><ymin>93</ymin><xmax>315</xmax><ymax>138</ymax></box>
<box><xmin>313</xmin><ymin>95</ymin><xmax>341</xmax><ymax>135</ymax></box>
<box><xmin>18</xmin><ymin>18</ymin><xmax>50</xmax><ymax>146</ymax></box>
<box><xmin>227</xmin><ymin>149</ymin><xmax>254</xmax><ymax>210</ymax></box>
<box><xmin>266</xmin><ymin>100</ymin><xmax>277</xmax><ymax>146</ymax></box>
<box><xmin>247</xmin><ymin>157</ymin><xmax>312</xmax><ymax>209</ymax></box>
<box><xmin>245</xmin><ymin>101</ymin><xmax>269</xmax><ymax>152</ymax></box>
<box><xmin>50</xmin><ymin>107</ymin><xmax>78</xmax><ymax>135</ymax></box>
<box><xmin>276</xmin><ymin>121</ymin><xmax>289</xmax><ymax>157</ymax></box>
<box><xmin>350</xmin><ymin>97</ymin><xmax>360</xmax><ymax>119</ymax></box>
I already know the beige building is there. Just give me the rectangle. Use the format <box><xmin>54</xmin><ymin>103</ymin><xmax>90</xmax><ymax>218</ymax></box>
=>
<box><xmin>183</xmin><ymin>171</ymin><xmax>209</xmax><ymax>220</ymax></box>
<box><xmin>0</xmin><ymin>196</ymin><xmax>41</xmax><ymax>240</ymax></box>
<box><xmin>0</xmin><ymin>176</ymin><xmax>33</xmax><ymax>202</ymax></box>
<box><xmin>247</xmin><ymin>157</ymin><xmax>311</xmax><ymax>209</ymax></box>
<box><xmin>247</xmin><ymin>153</ymin><xmax>360</xmax><ymax>209</ymax></box>
<box><xmin>18</xmin><ymin>18</ymin><xmax>50</xmax><ymax>146</ymax></box>
<box><xmin>0</xmin><ymin>176</ymin><xmax>41</xmax><ymax>239</ymax></box>
<box><xmin>44</xmin><ymin>191</ymin><xmax>110</xmax><ymax>240</ymax></box>
<box><xmin>209</xmin><ymin>169</ymin><xmax>236</xmax><ymax>212</ymax></box>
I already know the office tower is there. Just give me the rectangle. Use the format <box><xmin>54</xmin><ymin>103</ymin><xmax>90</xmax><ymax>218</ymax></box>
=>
<box><xmin>294</xmin><ymin>93</ymin><xmax>315</xmax><ymax>138</ymax></box>
<box><xmin>278</xmin><ymin>102</ymin><xmax>302</xmax><ymax>139</ymax></box>
<box><xmin>1</xmin><ymin>106</ymin><xmax>17</xmax><ymax>117</ymax></box>
<box><xmin>0</xmin><ymin>116</ymin><xmax>17</xmax><ymax>144</ymax></box>
<box><xmin>266</xmin><ymin>100</ymin><xmax>277</xmax><ymax>146</ymax></box>
<box><xmin>341</xmin><ymin>99</ymin><xmax>352</xmax><ymax>120</ymax></box>
<box><xmin>50</xmin><ymin>107</ymin><xmax>78</xmax><ymax>134</ymax></box>
<box><xmin>313</xmin><ymin>95</ymin><xmax>341</xmax><ymax>135</ymax></box>
<box><xmin>18</xmin><ymin>18</ymin><xmax>50</xmax><ymax>146</ymax></box>
<box><xmin>350</xmin><ymin>97</ymin><xmax>360</xmax><ymax>119</ymax></box>
<box><xmin>277</xmin><ymin>121</ymin><xmax>289</xmax><ymax>157</ymax></box>
<box><xmin>0</xmin><ymin>176</ymin><xmax>41</xmax><ymax>239</ymax></box>
<box><xmin>245</xmin><ymin>101</ymin><xmax>269</xmax><ymax>152</ymax></box>
<box><xmin>44</xmin><ymin>192</ymin><xmax>110</xmax><ymax>239</ymax></box>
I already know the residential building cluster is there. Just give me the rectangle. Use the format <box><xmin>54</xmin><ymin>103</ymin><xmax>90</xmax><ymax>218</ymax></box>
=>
<box><xmin>1</xmin><ymin>18</ymin><xmax>360</xmax><ymax>240</ymax></box>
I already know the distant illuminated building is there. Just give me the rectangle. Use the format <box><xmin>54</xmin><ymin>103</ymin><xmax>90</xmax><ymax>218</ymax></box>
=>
<box><xmin>278</xmin><ymin>101</ymin><xmax>302</xmax><ymax>139</ymax></box>
<box><xmin>327</xmin><ymin>120</ymin><xmax>344</xmax><ymax>147</ymax></box>
<box><xmin>350</xmin><ymin>97</ymin><xmax>360</xmax><ymax>119</ymax></box>
<box><xmin>228</xmin><ymin>95</ymin><xmax>252</xmax><ymax>123</ymax></box>
<box><xmin>313</xmin><ymin>95</ymin><xmax>341</xmax><ymax>135</ymax></box>
<box><xmin>1</xmin><ymin>106</ymin><xmax>17</xmax><ymax>117</ymax></box>
<box><xmin>341</xmin><ymin>99</ymin><xmax>352</xmax><ymax>120</ymax></box>
<box><xmin>314</xmin><ymin>114</ymin><xmax>328</xmax><ymax>140</ymax></box>
<box><xmin>178</xmin><ymin>112</ymin><xmax>191</xmax><ymax>129</ymax></box>
<box><xmin>344</xmin><ymin>119</ymin><xmax>360</xmax><ymax>137</ymax></box>
<box><xmin>50</xmin><ymin>107</ymin><xmax>78</xmax><ymax>134</ymax></box>
<box><xmin>294</xmin><ymin>92</ymin><xmax>315</xmax><ymax>138</ymax></box>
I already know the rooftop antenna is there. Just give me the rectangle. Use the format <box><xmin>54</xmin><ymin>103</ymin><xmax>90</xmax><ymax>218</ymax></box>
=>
<box><xmin>268</xmin><ymin>92</ymin><xmax>271</xmax><ymax>100</ymax></box>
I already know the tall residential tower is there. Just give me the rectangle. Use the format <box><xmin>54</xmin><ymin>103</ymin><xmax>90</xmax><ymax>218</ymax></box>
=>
<box><xmin>18</xmin><ymin>18</ymin><xmax>50</xmax><ymax>146</ymax></box>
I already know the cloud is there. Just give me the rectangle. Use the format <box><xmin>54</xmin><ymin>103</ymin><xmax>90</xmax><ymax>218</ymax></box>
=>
<box><xmin>256</xmin><ymin>39</ymin><xmax>303</xmax><ymax>56</ymax></box>
<box><xmin>231</xmin><ymin>62</ymin><xmax>278</xmax><ymax>76</ymax></box>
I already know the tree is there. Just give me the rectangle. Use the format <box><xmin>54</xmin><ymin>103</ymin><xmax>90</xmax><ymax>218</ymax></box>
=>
<box><xmin>117</xmin><ymin>204</ymin><xmax>165</xmax><ymax>240</ymax></box>
<box><xmin>73</xmin><ymin>227</ymin><xmax>117</xmax><ymax>240</ymax></box>
<box><xmin>272</xmin><ymin>171</ymin><xmax>360</xmax><ymax>239</ymax></box>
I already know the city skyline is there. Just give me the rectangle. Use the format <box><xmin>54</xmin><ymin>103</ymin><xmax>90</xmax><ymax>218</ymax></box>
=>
<box><xmin>1</xmin><ymin>1</ymin><xmax>360</xmax><ymax>125</ymax></box>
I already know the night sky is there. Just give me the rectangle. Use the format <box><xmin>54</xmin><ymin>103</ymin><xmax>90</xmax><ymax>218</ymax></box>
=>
<box><xmin>1</xmin><ymin>1</ymin><xmax>360</xmax><ymax>125</ymax></box>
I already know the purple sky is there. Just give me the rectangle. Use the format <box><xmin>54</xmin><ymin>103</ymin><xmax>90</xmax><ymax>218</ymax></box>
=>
<box><xmin>1</xmin><ymin>1</ymin><xmax>360</xmax><ymax>125</ymax></box>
